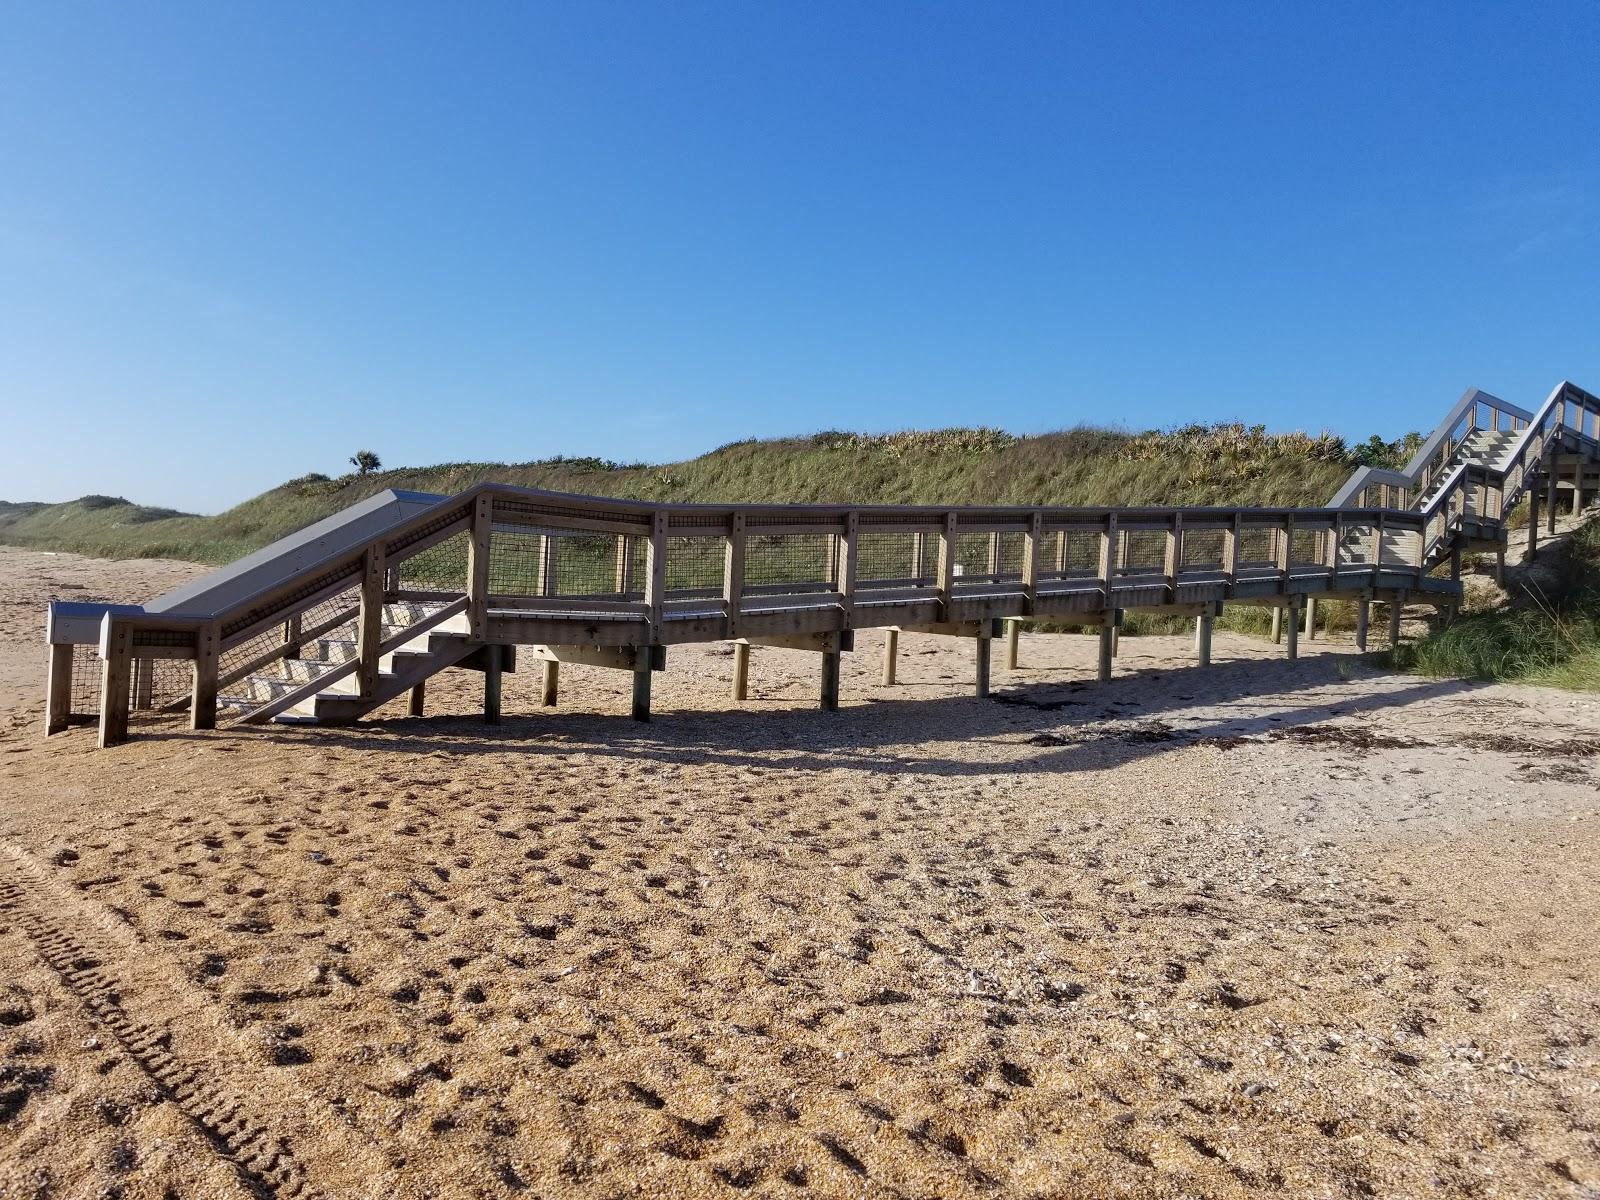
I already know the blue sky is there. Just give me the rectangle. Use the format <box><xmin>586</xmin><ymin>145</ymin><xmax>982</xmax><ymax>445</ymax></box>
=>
<box><xmin>2</xmin><ymin>3</ymin><xmax>1596</xmax><ymax>512</ymax></box>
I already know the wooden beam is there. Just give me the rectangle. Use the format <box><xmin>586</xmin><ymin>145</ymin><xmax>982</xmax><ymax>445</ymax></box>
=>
<box><xmin>740</xmin><ymin>631</ymin><xmax>852</xmax><ymax>653</ymax></box>
<box><xmin>44</xmin><ymin>642</ymin><xmax>73</xmax><ymax>736</ymax></box>
<box><xmin>1099</xmin><ymin>513</ymin><xmax>1119</xmax><ymax>603</ymax></box>
<box><xmin>1022</xmin><ymin>512</ymin><xmax>1041</xmax><ymax>615</ymax></box>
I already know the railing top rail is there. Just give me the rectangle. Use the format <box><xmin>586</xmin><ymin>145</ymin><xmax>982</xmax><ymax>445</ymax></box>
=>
<box><xmin>1397</xmin><ymin>386</ymin><xmax>1529</xmax><ymax>481</ymax></box>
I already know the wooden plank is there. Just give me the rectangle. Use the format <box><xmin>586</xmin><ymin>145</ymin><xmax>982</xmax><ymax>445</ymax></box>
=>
<box><xmin>44</xmin><ymin>642</ymin><xmax>73</xmax><ymax>735</ymax></box>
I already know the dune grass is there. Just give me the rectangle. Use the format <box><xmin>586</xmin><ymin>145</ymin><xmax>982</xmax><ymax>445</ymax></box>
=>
<box><xmin>1393</xmin><ymin>517</ymin><xmax>1600</xmax><ymax>687</ymax></box>
<box><xmin>2</xmin><ymin>422</ymin><xmax>1385</xmax><ymax>565</ymax></box>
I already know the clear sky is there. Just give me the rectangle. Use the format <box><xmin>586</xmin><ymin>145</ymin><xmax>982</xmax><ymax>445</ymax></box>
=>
<box><xmin>2</xmin><ymin>3</ymin><xmax>1596</xmax><ymax>512</ymax></box>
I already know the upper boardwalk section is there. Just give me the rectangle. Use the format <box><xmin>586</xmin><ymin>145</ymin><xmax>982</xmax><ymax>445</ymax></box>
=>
<box><xmin>41</xmin><ymin>377</ymin><xmax>1600</xmax><ymax>749</ymax></box>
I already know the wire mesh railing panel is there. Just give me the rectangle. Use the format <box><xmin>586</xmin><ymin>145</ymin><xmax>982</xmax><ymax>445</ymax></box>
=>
<box><xmin>1060</xmin><ymin>531</ymin><xmax>1102</xmax><ymax>575</ymax></box>
<box><xmin>666</xmin><ymin>537</ymin><xmax>725</xmax><ymax>594</ymax></box>
<box><xmin>994</xmin><ymin>532</ymin><xmax>1025</xmax><ymax>579</ymax></box>
<box><xmin>857</xmin><ymin>531</ymin><xmax>918</xmax><ymax>583</ymax></box>
<box><xmin>746</xmin><ymin>533</ymin><xmax>835</xmax><ymax>588</ymax></box>
<box><xmin>487</xmin><ymin>527</ymin><xmax>546</xmax><ymax>596</ymax></box>
<box><xmin>397</xmin><ymin>529</ymin><xmax>470</xmax><ymax>595</ymax></box>
<box><xmin>1180</xmin><ymin>528</ymin><xmax>1225</xmax><ymax>570</ymax></box>
<box><xmin>952</xmin><ymin>532</ymin><xmax>993</xmax><ymax>576</ymax></box>
<box><xmin>129</xmin><ymin>658</ymin><xmax>194</xmax><ymax>727</ymax></box>
<box><xmin>1338</xmin><ymin>523</ymin><xmax>1377</xmax><ymax>566</ymax></box>
<box><xmin>1289</xmin><ymin>527</ymin><xmax>1321</xmax><ymax>567</ymax></box>
<box><xmin>553</xmin><ymin>534</ymin><xmax>627</xmax><ymax>596</ymax></box>
<box><xmin>1119</xmin><ymin>529</ymin><xmax>1168</xmax><ymax>573</ymax></box>
<box><xmin>1237</xmin><ymin>527</ymin><xmax>1276</xmax><ymax>567</ymax></box>
<box><xmin>70</xmin><ymin>644</ymin><xmax>100</xmax><ymax>717</ymax></box>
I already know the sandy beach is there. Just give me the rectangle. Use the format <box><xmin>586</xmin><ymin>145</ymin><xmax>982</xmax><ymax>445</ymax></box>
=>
<box><xmin>1</xmin><ymin>544</ymin><xmax>1596</xmax><ymax>1198</ymax></box>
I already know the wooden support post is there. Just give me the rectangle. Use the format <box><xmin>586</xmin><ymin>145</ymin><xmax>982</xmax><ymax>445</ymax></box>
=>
<box><xmin>724</xmin><ymin>512</ymin><xmax>746</xmax><ymax>638</ymax></box>
<box><xmin>1163</xmin><ymin>513</ymin><xmax>1181</xmax><ymax>602</ymax></box>
<box><xmin>44</xmin><ymin>643</ymin><xmax>73</xmax><ymax>736</ymax></box>
<box><xmin>408</xmin><ymin>681</ymin><xmax>426</xmax><ymax>717</ymax></box>
<box><xmin>466</xmin><ymin>493</ymin><xmax>492</xmax><ymax>641</ymax></box>
<box><xmin>1303</xmin><ymin>596</ymin><xmax>1317</xmax><ymax>641</ymax></box>
<box><xmin>1373</xmin><ymin>512</ymin><xmax>1387</xmax><ymax>585</ymax></box>
<box><xmin>357</xmin><ymin>543</ymin><xmax>385</xmax><ymax>700</ymax></box>
<box><xmin>936</xmin><ymin>513</ymin><xmax>958</xmax><ymax>621</ymax></box>
<box><xmin>732</xmin><ymin>641</ymin><xmax>750</xmax><ymax>701</ymax></box>
<box><xmin>1097</xmin><ymin>612</ymin><xmax>1119</xmax><ymax>683</ymax></box>
<box><xmin>1004</xmin><ymin>618</ymin><xmax>1021</xmax><ymax>671</ymax></box>
<box><xmin>1277</xmin><ymin>515</ymin><xmax>1293</xmax><ymax>592</ymax></box>
<box><xmin>541</xmin><ymin>659</ymin><xmax>560</xmax><ymax>707</ymax></box>
<box><xmin>1547</xmin><ymin>465</ymin><xmax>1559</xmax><ymax>535</ymax></box>
<box><xmin>973</xmin><ymin>628</ymin><xmax>991</xmax><ymax>699</ymax></box>
<box><xmin>482</xmin><ymin>644</ymin><xmax>503</xmax><ymax>724</ymax></box>
<box><xmin>645</xmin><ymin>511</ymin><xmax>669</xmax><ymax>643</ymax></box>
<box><xmin>839</xmin><ymin>511</ymin><xmax>859</xmax><ymax>625</ymax></box>
<box><xmin>1270</xmin><ymin>605</ymin><xmax>1283</xmax><ymax>644</ymax></box>
<box><xmin>882</xmin><ymin>628</ymin><xmax>899</xmax><ymax>685</ymax></box>
<box><xmin>1195</xmin><ymin>608</ymin><xmax>1213</xmax><ymax>667</ymax></box>
<box><xmin>97</xmin><ymin>617</ymin><xmax>132</xmax><ymax>749</ymax></box>
<box><xmin>1355</xmin><ymin>599</ymin><xmax>1370</xmax><ymax>651</ymax></box>
<box><xmin>1387</xmin><ymin>596</ymin><xmax>1404</xmax><ymax>649</ymax></box>
<box><xmin>1495</xmin><ymin>545</ymin><xmax>1506</xmax><ymax>584</ymax></box>
<box><xmin>1099</xmin><ymin>512</ymin><xmax>1119</xmax><ymax>609</ymax></box>
<box><xmin>191</xmin><ymin>623</ymin><xmax>218</xmax><ymax>731</ymax></box>
<box><xmin>820</xmin><ymin>649</ymin><xmax>841</xmax><ymax>711</ymax></box>
<box><xmin>615</xmin><ymin>535</ymin><xmax>632</xmax><ymax>593</ymax></box>
<box><xmin>1285</xmin><ymin>598</ymin><xmax>1301</xmax><ymax>662</ymax></box>
<box><xmin>1022</xmin><ymin>512</ymin><xmax>1041</xmax><ymax>615</ymax></box>
<box><xmin>1528</xmin><ymin>481</ymin><xmax>1541</xmax><ymax>561</ymax></box>
<box><xmin>1223</xmin><ymin>515</ymin><xmax>1240</xmax><ymax>588</ymax></box>
<box><xmin>538</xmin><ymin>534</ymin><xmax>557</xmax><ymax>597</ymax></box>
<box><xmin>282</xmin><ymin>612</ymin><xmax>302</xmax><ymax>659</ymax></box>
<box><xmin>631</xmin><ymin>663</ymin><xmax>652</xmax><ymax>722</ymax></box>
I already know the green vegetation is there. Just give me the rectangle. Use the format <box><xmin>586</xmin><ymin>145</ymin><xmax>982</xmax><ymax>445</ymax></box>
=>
<box><xmin>2</xmin><ymin>421</ymin><xmax>1394</xmax><ymax>565</ymax></box>
<box><xmin>1394</xmin><ymin>516</ymin><xmax>1600</xmax><ymax>689</ymax></box>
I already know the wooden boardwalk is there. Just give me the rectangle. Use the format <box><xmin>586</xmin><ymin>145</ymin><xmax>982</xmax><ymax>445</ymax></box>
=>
<box><xmin>43</xmin><ymin>380</ymin><xmax>1600</xmax><ymax>748</ymax></box>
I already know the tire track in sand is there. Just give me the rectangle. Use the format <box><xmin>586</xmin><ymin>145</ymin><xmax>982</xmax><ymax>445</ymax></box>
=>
<box><xmin>0</xmin><ymin>844</ymin><xmax>397</xmax><ymax>1200</ymax></box>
